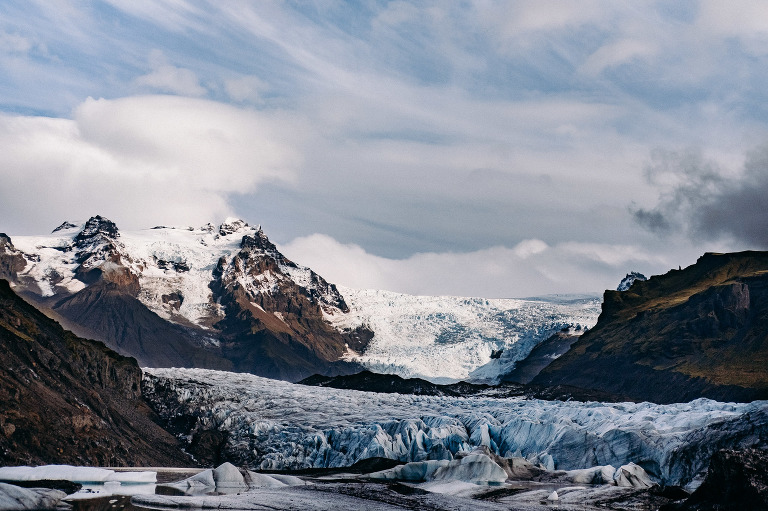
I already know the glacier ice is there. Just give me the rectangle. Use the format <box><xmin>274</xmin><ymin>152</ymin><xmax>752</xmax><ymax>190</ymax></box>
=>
<box><xmin>332</xmin><ymin>287</ymin><xmax>600</xmax><ymax>382</ymax></box>
<box><xmin>0</xmin><ymin>465</ymin><xmax>156</xmax><ymax>484</ymax></box>
<box><xmin>144</xmin><ymin>368</ymin><xmax>768</xmax><ymax>487</ymax></box>
<box><xmin>370</xmin><ymin>452</ymin><xmax>508</xmax><ymax>484</ymax></box>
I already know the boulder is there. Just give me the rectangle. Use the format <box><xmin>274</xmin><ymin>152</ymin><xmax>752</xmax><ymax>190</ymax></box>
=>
<box><xmin>499</xmin><ymin>456</ymin><xmax>548</xmax><ymax>480</ymax></box>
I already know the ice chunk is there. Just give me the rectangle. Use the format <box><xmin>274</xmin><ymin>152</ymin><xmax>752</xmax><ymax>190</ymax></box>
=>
<box><xmin>244</xmin><ymin>471</ymin><xmax>286</xmax><ymax>488</ymax></box>
<box><xmin>369</xmin><ymin>460</ymin><xmax>449</xmax><ymax>482</ymax></box>
<box><xmin>265</xmin><ymin>474</ymin><xmax>307</xmax><ymax>486</ymax></box>
<box><xmin>430</xmin><ymin>453</ymin><xmax>507</xmax><ymax>484</ymax></box>
<box><xmin>565</xmin><ymin>465</ymin><xmax>616</xmax><ymax>485</ymax></box>
<box><xmin>213</xmin><ymin>462</ymin><xmax>246</xmax><ymax>487</ymax></box>
<box><xmin>179</xmin><ymin>469</ymin><xmax>216</xmax><ymax>488</ymax></box>
<box><xmin>369</xmin><ymin>452</ymin><xmax>507</xmax><ymax>485</ymax></box>
<box><xmin>0</xmin><ymin>482</ymin><xmax>66</xmax><ymax>510</ymax></box>
<box><xmin>0</xmin><ymin>466</ymin><xmax>155</xmax><ymax>484</ymax></box>
<box><xmin>614</xmin><ymin>463</ymin><xmax>655</xmax><ymax>489</ymax></box>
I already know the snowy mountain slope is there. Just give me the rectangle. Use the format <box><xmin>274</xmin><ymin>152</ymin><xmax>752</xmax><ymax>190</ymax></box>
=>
<box><xmin>3</xmin><ymin>216</ymin><xmax>599</xmax><ymax>381</ymax></box>
<box><xmin>10</xmin><ymin>218</ymin><xmax>347</xmax><ymax>328</ymax></box>
<box><xmin>331</xmin><ymin>288</ymin><xmax>600</xmax><ymax>382</ymax></box>
<box><xmin>144</xmin><ymin>367</ymin><xmax>768</xmax><ymax>487</ymax></box>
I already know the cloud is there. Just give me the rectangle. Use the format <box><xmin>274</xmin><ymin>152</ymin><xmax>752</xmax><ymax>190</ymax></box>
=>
<box><xmin>632</xmin><ymin>144</ymin><xmax>768</xmax><ymax>248</ymax></box>
<box><xmin>580</xmin><ymin>39</ymin><xmax>658</xmax><ymax>76</ymax></box>
<box><xmin>135</xmin><ymin>50</ymin><xmax>207</xmax><ymax>96</ymax></box>
<box><xmin>0</xmin><ymin>30</ymin><xmax>34</xmax><ymax>55</ymax></box>
<box><xmin>278</xmin><ymin>233</ymin><xmax>666</xmax><ymax>297</ymax></box>
<box><xmin>224</xmin><ymin>75</ymin><xmax>266</xmax><ymax>103</ymax></box>
<box><xmin>0</xmin><ymin>95</ymin><xmax>301</xmax><ymax>232</ymax></box>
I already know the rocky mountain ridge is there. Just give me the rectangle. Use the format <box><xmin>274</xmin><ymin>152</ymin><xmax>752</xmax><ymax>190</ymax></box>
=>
<box><xmin>532</xmin><ymin>251</ymin><xmax>768</xmax><ymax>403</ymax></box>
<box><xmin>0</xmin><ymin>279</ymin><xmax>189</xmax><ymax>466</ymax></box>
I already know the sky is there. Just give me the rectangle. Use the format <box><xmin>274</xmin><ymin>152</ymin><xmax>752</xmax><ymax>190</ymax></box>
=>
<box><xmin>2</xmin><ymin>1</ymin><xmax>768</xmax><ymax>297</ymax></box>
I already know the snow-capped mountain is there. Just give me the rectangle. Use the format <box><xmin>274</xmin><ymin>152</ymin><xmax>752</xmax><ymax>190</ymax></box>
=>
<box><xmin>1</xmin><ymin>216</ymin><xmax>600</xmax><ymax>382</ymax></box>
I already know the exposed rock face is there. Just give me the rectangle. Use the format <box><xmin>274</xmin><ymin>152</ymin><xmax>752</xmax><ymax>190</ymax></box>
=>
<box><xmin>0</xmin><ymin>279</ymin><xmax>190</xmax><ymax>466</ymax></box>
<box><xmin>0</xmin><ymin>234</ymin><xmax>25</xmax><ymax>282</ymax></box>
<box><xmin>533</xmin><ymin>252</ymin><xmax>768</xmax><ymax>403</ymax></box>
<box><xmin>210</xmin><ymin>230</ymin><xmax>368</xmax><ymax>380</ymax></box>
<box><xmin>666</xmin><ymin>449</ymin><xmax>768</xmax><ymax>511</ymax></box>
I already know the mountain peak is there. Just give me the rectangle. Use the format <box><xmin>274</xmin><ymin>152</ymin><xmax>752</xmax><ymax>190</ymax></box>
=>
<box><xmin>617</xmin><ymin>271</ymin><xmax>647</xmax><ymax>291</ymax></box>
<box><xmin>75</xmin><ymin>215</ymin><xmax>119</xmax><ymax>242</ymax></box>
<box><xmin>240</xmin><ymin>228</ymin><xmax>278</xmax><ymax>254</ymax></box>
<box><xmin>52</xmin><ymin>221</ymin><xmax>80</xmax><ymax>233</ymax></box>
<box><xmin>218</xmin><ymin>218</ymin><xmax>249</xmax><ymax>236</ymax></box>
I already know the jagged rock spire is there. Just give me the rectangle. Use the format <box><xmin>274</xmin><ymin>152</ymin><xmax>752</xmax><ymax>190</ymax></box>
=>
<box><xmin>75</xmin><ymin>215</ymin><xmax>119</xmax><ymax>242</ymax></box>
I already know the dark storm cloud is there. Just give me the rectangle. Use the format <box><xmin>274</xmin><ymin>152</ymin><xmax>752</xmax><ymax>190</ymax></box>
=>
<box><xmin>634</xmin><ymin>145</ymin><xmax>768</xmax><ymax>248</ymax></box>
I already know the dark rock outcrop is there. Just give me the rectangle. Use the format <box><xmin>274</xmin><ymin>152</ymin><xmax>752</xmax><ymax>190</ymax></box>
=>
<box><xmin>533</xmin><ymin>252</ymin><xmax>768</xmax><ymax>403</ymax></box>
<box><xmin>0</xmin><ymin>234</ymin><xmax>25</xmax><ymax>282</ymax></box>
<box><xmin>0</xmin><ymin>279</ymin><xmax>191</xmax><ymax>466</ymax></box>
<box><xmin>299</xmin><ymin>369</ymin><xmax>627</xmax><ymax>402</ymax></box>
<box><xmin>664</xmin><ymin>449</ymin><xmax>768</xmax><ymax>511</ymax></box>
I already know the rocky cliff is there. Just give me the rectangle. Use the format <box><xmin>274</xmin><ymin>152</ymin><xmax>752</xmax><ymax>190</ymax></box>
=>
<box><xmin>0</xmin><ymin>279</ymin><xmax>190</xmax><ymax>466</ymax></box>
<box><xmin>532</xmin><ymin>251</ymin><xmax>768</xmax><ymax>403</ymax></box>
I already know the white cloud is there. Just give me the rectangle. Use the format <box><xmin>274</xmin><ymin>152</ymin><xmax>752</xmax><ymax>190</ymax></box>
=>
<box><xmin>224</xmin><ymin>75</ymin><xmax>267</xmax><ymax>103</ymax></box>
<box><xmin>279</xmin><ymin>233</ymin><xmax>668</xmax><ymax>297</ymax></box>
<box><xmin>697</xmin><ymin>1</ymin><xmax>768</xmax><ymax>36</ymax></box>
<box><xmin>581</xmin><ymin>39</ymin><xmax>658</xmax><ymax>76</ymax></box>
<box><xmin>512</xmin><ymin>239</ymin><xmax>548</xmax><ymax>259</ymax></box>
<box><xmin>135</xmin><ymin>50</ymin><xmax>207</xmax><ymax>96</ymax></box>
<box><xmin>0</xmin><ymin>95</ymin><xmax>302</xmax><ymax>232</ymax></box>
<box><xmin>0</xmin><ymin>30</ymin><xmax>33</xmax><ymax>55</ymax></box>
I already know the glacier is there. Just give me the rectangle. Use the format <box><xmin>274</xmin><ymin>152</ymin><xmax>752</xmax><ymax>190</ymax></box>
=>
<box><xmin>330</xmin><ymin>288</ymin><xmax>600</xmax><ymax>382</ymax></box>
<box><xmin>144</xmin><ymin>368</ymin><xmax>768</xmax><ymax>487</ymax></box>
